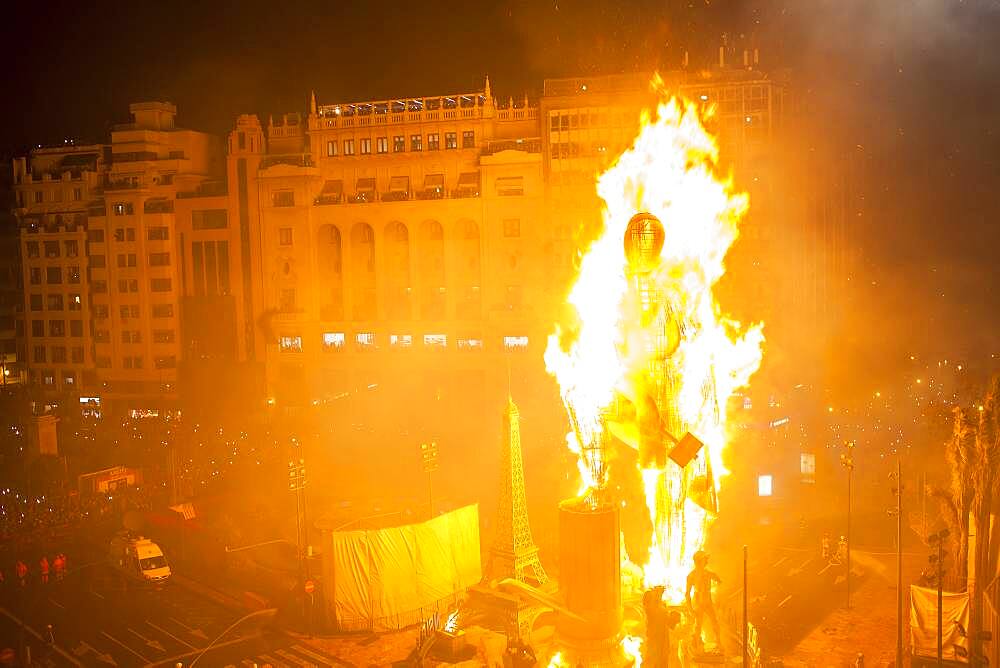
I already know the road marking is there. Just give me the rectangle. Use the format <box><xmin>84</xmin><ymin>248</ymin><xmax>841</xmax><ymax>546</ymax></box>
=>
<box><xmin>257</xmin><ymin>654</ymin><xmax>281</xmax><ymax>667</ymax></box>
<box><xmin>168</xmin><ymin>616</ymin><xmax>210</xmax><ymax>640</ymax></box>
<box><xmin>74</xmin><ymin>641</ymin><xmax>118</xmax><ymax>665</ymax></box>
<box><xmin>90</xmin><ymin>590</ymin><xmax>106</xmax><ymax>600</ymax></box>
<box><xmin>288</xmin><ymin>642</ymin><xmax>354</xmax><ymax>666</ymax></box>
<box><xmin>146</xmin><ymin>621</ymin><xmax>198</xmax><ymax>651</ymax></box>
<box><xmin>148</xmin><ymin>634</ymin><xmax>261</xmax><ymax>667</ymax></box>
<box><xmin>777</xmin><ymin>594</ymin><xmax>793</xmax><ymax>608</ymax></box>
<box><xmin>101</xmin><ymin>631</ymin><xmax>149</xmax><ymax>663</ymax></box>
<box><xmin>0</xmin><ymin>605</ymin><xmax>83</xmax><ymax>666</ymax></box>
<box><xmin>48</xmin><ymin>597</ymin><xmax>67</xmax><ymax>610</ymax></box>
<box><xmin>772</xmin><ymin>556</ymin><xmax>788</xmax><ymax>567</ymax></box>
<box><xmin>275</xmin><ymin>648</ymin><xmax>314</xmax><ymax>667</ymax></box>
<box><xmin>128</xmin><ymin>627</ymin><xmax>166</xmax><ymax>652</ymax></box>
<box><xmin>817</xmin><ymin>563</ymin><xmax>834</xmax><ymax>575</ymax></box>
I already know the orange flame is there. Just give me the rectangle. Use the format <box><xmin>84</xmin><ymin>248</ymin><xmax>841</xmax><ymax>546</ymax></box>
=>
<box><xmin>545</xmin><ymin>80</ymin><xmax>764</xmax><ymax>600</ymax></box>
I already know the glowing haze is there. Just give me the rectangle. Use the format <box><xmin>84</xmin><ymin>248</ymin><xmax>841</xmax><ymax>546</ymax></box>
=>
<box><xmin>544</xmin><ymin>79</ymin><xmax>765</xmax><ymax>599</ymax></box>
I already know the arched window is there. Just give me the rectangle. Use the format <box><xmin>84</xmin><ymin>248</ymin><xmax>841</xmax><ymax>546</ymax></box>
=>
<box><xmin>384</xmin><ymin>221</ymin><xmax>411</xmax><ymax>319</ymax></box>
<box><xmin>351</xmin><ymin>223</ymin><xmax>376</xmax><ymax>321</ymax></box>
<box><xmin>317</xmin><ymin>225</ymin><xmax>343</xmax><ymax>320</ymax></box>
<box><xmin>420</xmin><ymin>221</ymin><xmax>446</xmax><ymax>319</ymax></box>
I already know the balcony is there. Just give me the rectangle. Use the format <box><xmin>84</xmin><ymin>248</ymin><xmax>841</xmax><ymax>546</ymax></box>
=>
<box><xmin>260</xmin><ymin>153</ymin><xmax>314</xmax><ymax>170</ymax></box>
<box><xmin>144</xmin><ymin>199</ymin><xmax>174</xmax><ymax>214</ymax></box>
<box><xmin>481</xmin><ymin>138</ymin><xmax>542</xmax><ymax>156</ymax></box>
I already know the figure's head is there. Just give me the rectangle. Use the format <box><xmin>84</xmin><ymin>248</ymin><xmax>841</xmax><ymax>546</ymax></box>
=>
<box><xmin>693</xmin><ymin>550</ymin><xmax>709</xmax><ymax>567</ymax></box>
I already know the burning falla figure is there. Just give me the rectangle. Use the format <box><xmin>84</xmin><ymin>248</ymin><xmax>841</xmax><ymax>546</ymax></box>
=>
<box><xmin>610</xmin><ymin>213</ymin><xmax>720</xmax><ymax>597</ymax></box>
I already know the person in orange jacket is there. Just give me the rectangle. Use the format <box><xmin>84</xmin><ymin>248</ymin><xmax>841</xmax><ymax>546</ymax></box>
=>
<box><xmin>52</xmin><ymin>554</ymin><xmax>65</xmax><ymax>581</ymax></box>
<box><xmin>15</xmin><ymin>560</ymin><xmax>28</xmax><ymax>587</ymax></box>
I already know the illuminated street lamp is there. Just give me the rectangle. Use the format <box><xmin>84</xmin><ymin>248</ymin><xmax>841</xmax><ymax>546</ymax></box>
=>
<box><xmin>840</xmin><ymin>440</ymin><xmax>856</xmax><ymax>609</ymax></box>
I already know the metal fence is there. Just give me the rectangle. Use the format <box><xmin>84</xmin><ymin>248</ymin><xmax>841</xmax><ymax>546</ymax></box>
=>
<box><xmin>984</xmin><ymin>576</ymin><xmax>1000</xmax><ymax>668</ymax></box>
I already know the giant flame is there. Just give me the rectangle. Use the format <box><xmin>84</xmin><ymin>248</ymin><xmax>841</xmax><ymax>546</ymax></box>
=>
<box><xmin>544</xmin><ymin>82</ymin><xmax>764</xmax><ymax>601</ymax></box>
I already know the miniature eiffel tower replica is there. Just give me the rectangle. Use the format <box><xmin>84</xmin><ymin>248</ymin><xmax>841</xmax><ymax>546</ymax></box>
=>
<box><xmin>483</xmin><ymin>395</ymin><xmax>548</xmax><ymax>585</ymax></box>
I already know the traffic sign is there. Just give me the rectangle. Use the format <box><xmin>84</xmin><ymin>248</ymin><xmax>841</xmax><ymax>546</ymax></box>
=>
<box><xmin>304</xmin><ymin>580</ymin><xmax>315</xmax><ymax>594</ymax></box>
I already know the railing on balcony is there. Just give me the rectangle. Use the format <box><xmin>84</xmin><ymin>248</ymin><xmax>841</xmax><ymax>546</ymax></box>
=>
<box><xmin>481</xmin><ymin>137</ymin><xmax>542</xmax><ymax>156</ymax></box>
<box><xmin>259</xmin><ymin>154</ymin><xmax>315</xmax><ymax>169</ymax></box>
<box><xmin>177</xmin><ymin>181</ymin><xmax>227</xmax><ymax>199</ymax></box>
<box><xmin>144</xmin><ymin>199</ymin><xmax>174</xmax><ymax>214</ymax></box>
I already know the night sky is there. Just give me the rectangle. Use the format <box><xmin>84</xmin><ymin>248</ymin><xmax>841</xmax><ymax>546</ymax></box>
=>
<box><xmin>4</xmin><ymin>0</ymin><xmax>999</xmax><ymax>384</ymax></box>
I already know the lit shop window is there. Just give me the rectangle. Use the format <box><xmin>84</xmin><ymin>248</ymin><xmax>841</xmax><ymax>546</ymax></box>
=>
<box><xmin>503</xmin><ymin>335</ymin><xmax>529</xmax><ymax>351</ymax></box>
<box><xmin>390</xmin><ymin>334</ymin><xmax>412</xmax><ymax>349</ymax></box>
<box><xmin>743</xmin><ymin>396</ymin><xmax>752</xmax><ymax>410</ymax></box>
<box><xmin>279</xmin><ymin>335</ymin><xmax>303</xmax><ymax>353</ymax></box>
<box><xmin>355</xmin><ymin>332</ymin><xmax>376</xmax><ymax>350</ymax></box>
<box><xmin>758</xmin><ymin>474</ymin><xmax>773</xmax><ymax>497</ymax></box>
<box><xmin>322</xmin><ymin>332</ymin><xmax>345</xmax><ymax>351</ymax></box>
<box><xmin>800</xmin><ymin>453</ymin><xmax>816</xmax><ymax>484</ymax></box>
<box><xmin>423</xmin><ymin>334</ymin><xmax>447</xmax><ymax>349</ymax></box>
<box><xmin>457</xmin><ymin>337</ymin><xmax>483</xmax><ymax>351</ymax></box>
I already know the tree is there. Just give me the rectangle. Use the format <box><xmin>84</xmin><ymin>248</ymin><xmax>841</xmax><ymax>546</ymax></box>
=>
<box><xmin>939</xmin><ymin>374</ymin><xmax>1000</xmax><ymax>664</ymax></box>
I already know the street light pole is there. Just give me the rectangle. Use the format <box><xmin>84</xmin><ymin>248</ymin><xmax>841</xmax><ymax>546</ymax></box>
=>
<box><xmin>840</xmin><ymin>441</ymin><xmax>856</xmax><ymax>609</ymax></box>
<box><xmin>890</xmin><ymin>457</ymin><xmax>904</xmax><ymax>666</ymax></box>
<box><xmin>189</xmin><ymin>608</ymin><xmax>278</xmax><ymax>667</ymax></box>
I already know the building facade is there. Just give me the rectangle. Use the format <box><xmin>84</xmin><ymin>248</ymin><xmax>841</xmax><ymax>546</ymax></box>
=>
<box><xmin>11</xmin><ymin>59</ymin><xmax>853</xmax><ymax>414</ymax></box>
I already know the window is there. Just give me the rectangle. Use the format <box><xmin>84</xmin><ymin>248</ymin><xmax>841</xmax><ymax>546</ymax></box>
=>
<box><xmin>149</xmin><ymin>252</ymin><xmax>170</xmax><ymax>266</ymax></box>
<box><xmin>113</xmin><ymin>228</ymin><xmax>136</xmax><ymax>241</ymax></box>
<box><xmin>94</xmin><ymin>330</ymin><xmax>109</xmax><ymax>342</ymax></box>
<box><xmin>155</xmin><ymin>355</ymin><xmax>177</xmax><ymax>369</ymax></box>
<box><xmin>152</xmin><ymin>303</ymin><xmax>174</xmax><ymax>318</ymax></box>
<box><xmin>322</xmin><ymin>332</ymin><xmax>345</xmax><ymax>351</ymax></box>
<box><xmin>47</xmin><ymin>294</ymin><xmax>63</xmax><ymax>310</ymax></box>
<box><xmin>355</xmin><ymin>332</ymin><xmax>375</xmax><ymax>349</ymax></box>
<box><xmin>73</xmin><ymin>187</ymin><xmax>82</xmax><ymax>201</ymax></box>
<box><xmin>462</xmin><ymin>130</ymin><xmax>475</xmax><ymax>148</ymax></box>
<box><xmin>90</xmin><ymin>254</ymin><xmax>106</xmax><ymax>268</ymax></box>
<box><xmin>360</xmin><ymin>138</ymin><xmax>372</xmax><ymax>155</ymax></box>
<box><xmin>326</xmin><ymin>140</ymin><xmax>338</xmax><ymax>157</ymax></box>
<box><xmin>31</xmin><ymin>320</ymin><xmax>43</xmax><ymax>337</ymax></box>
<box><xmin>273</xmin><ymin>191</ymin><xmax>295</xmax><ymax>207</ymax></box>
<box><xmin>119</xmin><ymin>304</ymin><xmax>140</xmax><ymax>319</ymax></box>
<box><xmin>503</xmin><ymin>335</ymin><xmax>529</xmax><ymax>351</ymax></box>
<box><xmin>29</xmin><ymin>267</ymin><xmax>41</xmax><ymax>285</ymax></box>
<box><xmin>153</xmin><ymin>329</ymin><xmax>174</xmax><ymax>343</ymax></box>
<box><xmin>122</xmin><ymin>356</ymin><xmax>132</xmax><ymax>369</ymax></box>
<box><xmin>52</xmin><ymin>347</ymin><xmax>66</xmax><ymax>363</ymax></box>
<box><xmin>65</xmin><ymin>240</ymin><xmax>78</xmax><ymax>257</ymax></box>
<box><xmin>35</xmin><ymin>191</ymin><xmax>43</xmax><ymax>204</ymax></box>
<box><xmin>279</xmin><ymin>335</ymin><xmax>303</xmax><ymax>353</ymax></box>
<box><xmin>42</xmin><ymin>370</ymin><xmax>55</xmax><ymax>386</ymax></box>
<box><xmin>411</xmin><ymin>135</ymin><xmax>422</xmax><ymax>151</ymax></box>
<box><xmin>376</xmin><ymin>137</ymin><xmax>388</xmax><ymax>154</ymax></box>
<box><xmin>389</xmin><ymin>334</ymin><xmax>412</xmax><ymax>349</ymax></box>
<box><xmin>147</xmin><ymin>226</ymin><xmax>169</xmax><ymax>240</ymax></box>
<box><xmin>122</xmin><ymin>330</ymin><xmax>141</xmax><ymax>343</ymax></box>
<box><xmin>33</xmin><ymin>346</ymin><xmax>45</xmax><ymax>363</ymax></box>
<box><xmin>87</xmin><ymin>229</ymin><xmax>105</xmax><ymax>242</ymax></box>
<box><xmin>134</xmin><ymin>356</ymin><xmax>143</xmax><ymax>369</ymax></box>
<box><xmin>423</xmin><ymin>333</ymin><xmax>447</xmax><ymax>349</ymax></box>
<box><xmin>427</xmin><ymin>133</ymin><xmax>440</xmax><ymax>150</ymax></box>
<box><xmin>49</xmin><ymin>320</ymin><xmax>65</xmax><ymax>337</ymax></box>
<box><xmin>68</xmin><ymin>294</ymin><xmax>81</xmax><ymax>311</ymax></box>
<box><xmin>93</xmin><ymin>305</ymin><xmax>109</xmax><ymax>319</ymax></box>
<box><xmin>150</xmin><ymin>278</ymin><xmax>172</xmax><ymax>292</ymax></box>
<box><xmin>71</xmin><ymin>347</ymin><xmax>84</xmax><ymax>364</ymax></box>
<box><xmin>30</xmin><ymin>294</ymin><xmax>43</xmax><ymax>311</ymax></box>
<box><xmin>112</xmin><ymin>202</ymin><xmax>134</xmax><ymax>216</ymax></box>
<box><xmin>68</xmin><ymin>266</ymin><xmax>80</xmax><ymax>284</ymax></box>
<box><xmin>279</xmin><ymin>228</ymin><xmax>293</xmax><ymax>246</ymax></box>
<box><xmin>44</xmin><ymin>241</ymin><xmax>60</xmax><ymax>258</ymax></box>
<box><xmin>279</xmin><ymin>288</ymin><xmax>296</xmax><ymax>311</ymax></box>
<box><xmin>503</xmin><ymin>218</ymin><xmax>521</xmax><ymax>238</ymax></box>
<box><xmin>192</xmin><ymin>210</ymin><xmax>226</xmax><ymax>230</ymax></box>
<box><xmin>393</xmin><ymin>136</ymin><xmax>405</xmax><ymax>152</ymax></box>
<box><xmin>27</xmin><ymin>242</ymin><xmax>39</xmax><ymax>258</ymax></box>
<box><xmin>96</xmin><ymin>356</ymin><xmax>111</xmax><ymax>368</ymax></box>
<box><xmin>758</xmin><ymin>474</ymin><xmax>773</xmax><ymax>497</ymax></box>
<box><xmin>117</xmin><ymin>253</ymin><xmax>137</xmax><ymax>268</ymax></box>
<box><xmin>63</xmin><ymin>372</ymin><xmax>75</xmax><ymax>386</ymax></box>
<box><xmin>343</xmin><ymin>139</ymin><xmax>355</xmax><ymax>155</ymax></box>
<box><xmin>91</xmin><ymin>280</ymin><xmax>107</xmax><ymax>293</ymax></box>
<box><xmin>445</xmin><ymin>132</ymin><xmax>457</xmax><ymax>149</ymax></box>
<box><xmin>457</xmin><ymin>337</ymin><xmax>483</xmax><ymax>351</ymax></box>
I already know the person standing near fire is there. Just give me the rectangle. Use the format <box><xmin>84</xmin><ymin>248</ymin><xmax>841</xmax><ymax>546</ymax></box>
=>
<box><xmin>685</xmin><ymin>550</ymin><xmax>721</xmax><ymax>650</ymax></box>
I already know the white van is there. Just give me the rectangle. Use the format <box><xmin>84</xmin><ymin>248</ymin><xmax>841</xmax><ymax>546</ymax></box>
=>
<box><xmin>109</xmin><ymin>532</ymin><xmax>171</xmax><ymax>584</ymax></box>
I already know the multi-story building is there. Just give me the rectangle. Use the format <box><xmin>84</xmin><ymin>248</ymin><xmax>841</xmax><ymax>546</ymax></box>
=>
<box><xmin>243</xmin><ymin>79</ymin><xmax>550</xmax><ymax>407</ymax></box>
<box><xmin>13</xmin><ymin>102</ymin><xmax>226</xmax><ymax>413</ymax></box>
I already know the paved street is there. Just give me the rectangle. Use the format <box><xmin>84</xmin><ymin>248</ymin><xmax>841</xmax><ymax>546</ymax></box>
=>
<box><xmin>0</xmin><ymin>533</ymin><xmax>346</xmax><ymax>667</ymax></box>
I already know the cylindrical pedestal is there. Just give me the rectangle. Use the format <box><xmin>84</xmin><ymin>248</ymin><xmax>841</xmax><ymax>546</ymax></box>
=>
<box><xmin>557</xmin><ymin>499</ymin><xmax>622</xmax><ymax>642</ymax></box>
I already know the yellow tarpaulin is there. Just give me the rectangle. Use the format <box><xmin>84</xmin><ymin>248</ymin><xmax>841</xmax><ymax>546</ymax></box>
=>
<box><xmin>909</xmin><ymin>584</ymin><xmax>969</xmax><ymax>662</ymax></box>
<box><xmin>330</xmin><ymin>504</ymin><xmax>481</xmax><ymax>631</ymax></box>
